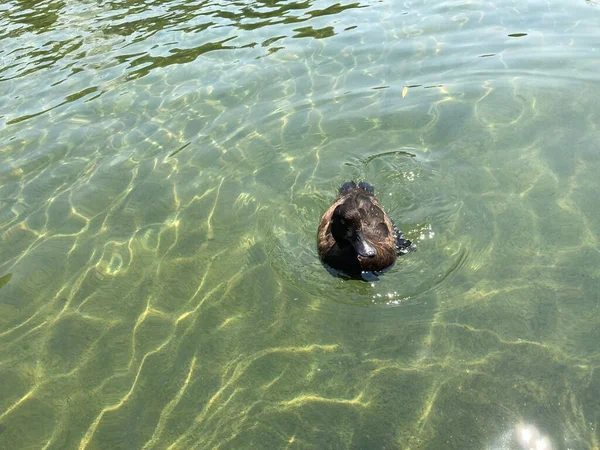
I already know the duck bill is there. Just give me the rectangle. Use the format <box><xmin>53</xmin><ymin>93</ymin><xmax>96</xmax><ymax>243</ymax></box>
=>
<box><xmin>352</xmin><ymin>231</ymin><xmax>377</xmax><ymax>258</ymax></box>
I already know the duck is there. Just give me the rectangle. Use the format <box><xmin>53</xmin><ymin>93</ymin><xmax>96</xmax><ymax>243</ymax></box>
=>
<box><xmin>317</xmin><ymin>181</ymin><xmax>411</xmax><ymax>278</ymax></box>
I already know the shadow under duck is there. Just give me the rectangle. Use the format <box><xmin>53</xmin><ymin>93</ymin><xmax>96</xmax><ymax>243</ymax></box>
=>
<box><xmin>317</xmin><ymin>181</ymin><xmax>412</xmax><ymax>278</ymax></box>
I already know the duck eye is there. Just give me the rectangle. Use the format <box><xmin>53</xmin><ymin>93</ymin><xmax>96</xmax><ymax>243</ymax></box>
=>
<box><xmin>340</xmin><ymin>219</ymin><xmax>345</xmax><ymax>225</ymax></box>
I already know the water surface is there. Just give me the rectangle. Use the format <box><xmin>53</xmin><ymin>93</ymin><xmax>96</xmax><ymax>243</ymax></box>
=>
<box><xmin>1</xmin><ymin>0</ymin><xmax>600</xmax><ymax>448</ymax></box>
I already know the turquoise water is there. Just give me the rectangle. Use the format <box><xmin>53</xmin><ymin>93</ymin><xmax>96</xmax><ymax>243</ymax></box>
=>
<box><xmin>1</xmin><ymin>0</ymin><xmax>600</xmax><ymax>447</ymax></box>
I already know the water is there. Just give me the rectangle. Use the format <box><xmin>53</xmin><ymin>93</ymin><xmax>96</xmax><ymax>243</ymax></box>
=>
<box><xmin>1</xmin><ymin>0</ymin><xmax>600</xmax><ymax>448</ymax></box>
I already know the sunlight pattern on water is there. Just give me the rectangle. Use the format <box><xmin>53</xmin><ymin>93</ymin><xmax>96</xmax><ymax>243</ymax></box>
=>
<box><xmin>1</xmin><ymin>0</ymin><xmax>600</xmax><ymax>448</ymax></box>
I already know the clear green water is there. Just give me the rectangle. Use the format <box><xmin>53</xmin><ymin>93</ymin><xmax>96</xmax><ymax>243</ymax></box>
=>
<box><xmin>1</xmin><ymin>0</ymin><xmax>600</xmax><ymax>448</ymax></box>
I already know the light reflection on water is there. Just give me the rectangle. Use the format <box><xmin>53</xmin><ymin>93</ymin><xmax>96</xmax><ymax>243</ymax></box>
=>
<box><xmin>490</xmin><ymin>421</ymin><xmax>554</xmax><ymax>450</ymax></box>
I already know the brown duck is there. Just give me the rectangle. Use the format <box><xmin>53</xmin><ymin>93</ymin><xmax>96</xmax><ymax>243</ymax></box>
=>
<box><xmin>317</xmin><ymin>181</ymin><xmax>411</xmax><ymax>278</ymax></box>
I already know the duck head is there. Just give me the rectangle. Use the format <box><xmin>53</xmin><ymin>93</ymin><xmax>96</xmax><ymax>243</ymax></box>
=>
<box><xmin>330</xmin><ymin>202</ymin><xmax>377</xmax><ymax>258</ymax></box>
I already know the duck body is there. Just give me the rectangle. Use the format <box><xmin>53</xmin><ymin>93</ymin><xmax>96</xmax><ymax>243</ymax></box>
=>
<box><xmin>317</xmin><ymin>181</ymin><xmax>411</xmax><ymax>278</ymax></box>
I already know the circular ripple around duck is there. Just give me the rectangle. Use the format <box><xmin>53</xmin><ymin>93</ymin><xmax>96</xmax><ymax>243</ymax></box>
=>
<box><xmin>264</xmin><ymin>150</ymin><xmax>487</xmax><ymax>307</ymax></box>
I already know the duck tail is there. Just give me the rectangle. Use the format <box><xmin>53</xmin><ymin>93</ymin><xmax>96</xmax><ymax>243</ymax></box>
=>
<box><xmin>358</xmin><ymin>181</ymin><xmax>375</xmax><ymax>194</ymax></box>
<box><xmin>339</xmin><ymin>181</ymin><xmax>357</xmax><ymax>193</ymax></box>
<box><xmin>339</xmin><ymin>181</ymin><xmax>376</xmax><ymax>194</ymax></box>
